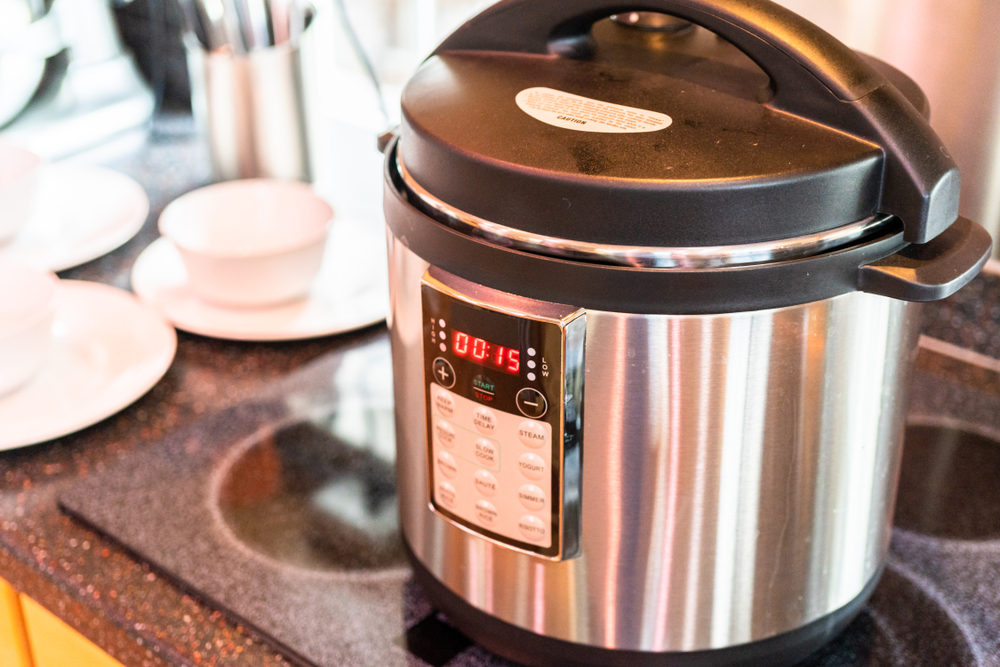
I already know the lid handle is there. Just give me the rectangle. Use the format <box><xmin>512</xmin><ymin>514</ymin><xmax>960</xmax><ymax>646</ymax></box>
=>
<box><xmin>433</xmin><ymin>0</ymin><xmax>959</xmax><ymax>243</ymax></box>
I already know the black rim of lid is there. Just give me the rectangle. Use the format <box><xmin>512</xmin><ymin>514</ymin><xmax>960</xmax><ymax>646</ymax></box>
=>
<box><xmin>395</xmin><ymin>147</ymin><xmax>899</xmax><ymax>269</ymax></box>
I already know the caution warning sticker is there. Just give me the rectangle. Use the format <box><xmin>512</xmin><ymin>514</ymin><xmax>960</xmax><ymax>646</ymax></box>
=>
<box><xmin>515</xmin><ymin>87</ymin><xmax>672</xmax><ymax>134</ymax></box>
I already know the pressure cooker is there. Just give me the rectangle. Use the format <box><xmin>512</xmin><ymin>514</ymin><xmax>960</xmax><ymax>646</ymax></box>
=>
<box><xmin>382</xmin><ymin>0</ymin><xmax>992</xmax><ymax>664</ymax></box>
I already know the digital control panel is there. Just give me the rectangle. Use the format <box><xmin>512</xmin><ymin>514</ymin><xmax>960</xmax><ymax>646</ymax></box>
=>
<box><xmin>421</xmin><ymin>270</ymin><xmax>584</xmax><ymax>559</ymax></box>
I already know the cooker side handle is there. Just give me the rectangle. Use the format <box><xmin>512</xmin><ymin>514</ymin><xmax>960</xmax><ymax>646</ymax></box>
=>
<box><xmin>858</xmin><ymin>217</ymin><xmax>993</xmax><ymax>302</ymax></box>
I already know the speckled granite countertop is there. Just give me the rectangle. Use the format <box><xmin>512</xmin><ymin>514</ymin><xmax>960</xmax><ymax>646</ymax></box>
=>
<box><xmin>1</xmin><ymin>118</ymin><xmax>999</xmax><ymax>666</ymax></box>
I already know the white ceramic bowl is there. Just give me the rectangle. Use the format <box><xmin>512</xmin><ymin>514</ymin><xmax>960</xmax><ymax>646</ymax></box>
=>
<box><xmin>0</xmin><ymin>143</ymin><xmax>41</xmax><ymax>243</ymax></box>
<box><xmin>0</xmin><ymin>258</ymin><xmax>56</xmax><ymax>396</ymax></box>
<box><xmin>158</xmin><ymin>179</ymin><xmax>333</xmax><ymax>307</ymax></box>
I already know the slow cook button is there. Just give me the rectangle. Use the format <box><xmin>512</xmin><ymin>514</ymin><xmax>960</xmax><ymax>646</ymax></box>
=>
<box><xmin>472</xmin><ymin>405</ymin><xmax>497</xmax><ymax>435</ymax></box>
<box><xmin>432</xmin><ymin>385</ymin><xmax>455</xmax><ymax>418</ymax></box>
<box><xmin>518</xmin><ymin>452</ymin><xmax>546</xmax><ymax>480</ymax></box>
<box><xmin>473</xmin><ymin>469</ymin><xmax>498</xmax><ymax>497</ymax></box>
<box><xmin>518</xmin><ymin>515</ymin><xmax>548</xmax><ymax>543</ymax></box>
<box><xmin>517</xmin><ymin>420</ymin><xmax>548</xmax><ymax>449</ymax></box>
<box><xmin>517</xmin><ymin>484</ymin><xmax>546</xmax><ymax>511</ymax></box>
<box><xmin>435</xmin><ymin>420</ymin><xmax>457</xmax><ymax>449</ymax></box>
<box><xmin>436</xmin><ymin>451</ymin><xmax>458</xmax><ymax>479</ymax></box>
<box><xmin>437</xmin><ymin>481</ymin><xmax>457</xmax><ymax>508</ymax></box>
<box><xmin>474</xmin><ymin>438</ymin><xmax>498</xmax><ymax>468</ymax></box>
<box><xmin>474</xmin><ymin>500</ymin><xmax>498</xmax><ymax>526</ymax></box>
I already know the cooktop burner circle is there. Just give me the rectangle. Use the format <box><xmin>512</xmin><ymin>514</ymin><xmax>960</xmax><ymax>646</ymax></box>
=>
<box><xmin>215</xmin><ymin>410</ymin><xmax>407</xmax><ymax>573</ymax></box>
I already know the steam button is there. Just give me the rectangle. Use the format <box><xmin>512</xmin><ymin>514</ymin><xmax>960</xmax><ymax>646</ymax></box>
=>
<box><xmin>516</xmin><ymin>388</ymin><xmax>547</xmax><ymax>419</ymax></box>
<box><xmin>517</xmin><ymin>420</ymin><xmax>548</xmax><ymax>449</ymax></box>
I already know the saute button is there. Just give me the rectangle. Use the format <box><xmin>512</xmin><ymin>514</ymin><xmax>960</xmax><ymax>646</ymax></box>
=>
<box><xmin>432</xmin><ymin>386</ymin><xmax>455</xmax><ymax>418</ymax></box>
<box><xmin>516</xmin><ymin>388</ymin><xmax>547</xmax><ymax>418</ymax></box>
<box><xmin>435</xmin><ymin>420</ymin><xmax>457</xmax><ymax>449</ymax></box>
<box><xmin>518</xmin><ymin>452</ymin><xmax>546</xmax><ymax>480</ymax></box>
<box><xmin>474</xmin><ymin>438</ymin><xmax>498</xmax><ymax>467</ymax></box>
<box><xmin>474</xmin><ymin>500</ymin><xmax>499</xmax><ymax>526</ymax></box>
<box><xmin>436</xmin><ymin>451</ymin><xmax>458</xmax><ymax>479</ymax></box>
<box><xmin>518</xmin><ymin>484</ymin><xmax>546</xmax><ymax>511</ymax></box>
<box><xmin>436</xmin><ymin>481</ymin><xmax>457</xmax><ymax>508</ymax></box>
<box><xmin>518</xmin><ymin>515</ymin><xmax>548</xmax><ymax>542</ymax></box>
<box><xmin>472</xmin><ymin>406</ymin><xmax>497</xmax><ymax>434</ymax></box>
<box><xmin>518</xmin><ymin>420</ymin><xmax>548</xmax><ymax>449</ymax></box>
<box><xmin>473</xmin><ymin>469</ymin><xmax>498</xmax><ymax>497</ymax></box>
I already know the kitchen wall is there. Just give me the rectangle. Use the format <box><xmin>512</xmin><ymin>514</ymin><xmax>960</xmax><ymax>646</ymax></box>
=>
<box><xmin>774</xmin><ymin>0</ymin><xmax>1000</xmax><ymax>254</ymax></box>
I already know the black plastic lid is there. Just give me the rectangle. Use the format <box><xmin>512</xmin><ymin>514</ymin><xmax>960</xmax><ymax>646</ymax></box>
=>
<box><xmin>398</xmin><ymin>0</ymin><xmax>961</xmax><ymax>247</ymax></box>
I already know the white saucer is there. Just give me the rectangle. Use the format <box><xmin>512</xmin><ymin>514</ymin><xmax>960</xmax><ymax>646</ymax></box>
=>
<box><xmin>0</xmin><ymin>281</ymin><xmax>177</xmax><ymax>450</ymax></box>
<box><xmin>130</xmin><ymin>216</ymin><xmax>389</xmax><ymax>341</ymax></box>
<box><xmin>0</xmin><ymin>163</ymin><xmax>149</xmax><ymax>271</ymax></box>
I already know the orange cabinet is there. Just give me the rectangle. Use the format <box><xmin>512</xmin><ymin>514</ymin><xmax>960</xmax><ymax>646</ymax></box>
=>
<box><xmin>0</xmin><ymin>577</ymin><xmax>31</xmax><ymax>667</ymax></box>
<box><xmin>20</xmin><ymin>594</ymin><xmax>123</xmax><ymax>667</ymax></box>
<box><xmin>0</xmin><ymin>576</ymin><xmax>122</xmax><ymax>667</ymax></box>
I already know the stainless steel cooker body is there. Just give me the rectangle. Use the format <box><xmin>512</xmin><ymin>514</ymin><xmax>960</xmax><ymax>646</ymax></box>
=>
<box><xmin>382</xmin><ymin>0</ymin><xmax>993</xmax><ymax>664</ymax></box>
<box><xmin>387</xmin><ymin>203</ymin><xmax>920</xmax><ymax>659</ymax></box>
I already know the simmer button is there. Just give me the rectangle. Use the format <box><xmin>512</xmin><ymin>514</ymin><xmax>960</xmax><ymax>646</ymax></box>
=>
<box><xmin>518</xmin><ymin>484</ymin><xmax>546</xmax><ymax>511</ymax></box>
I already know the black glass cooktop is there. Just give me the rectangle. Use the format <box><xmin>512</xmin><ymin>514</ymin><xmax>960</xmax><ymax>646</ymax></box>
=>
<box><xmin>59</xmin><ymin>331</ymin><xmax>1000</xmax><ymax>666</ymax></box>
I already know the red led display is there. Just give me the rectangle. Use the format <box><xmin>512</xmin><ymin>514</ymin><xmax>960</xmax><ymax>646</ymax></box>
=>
<box><xmin>452</xmin><ymin>330</ymin><xmax>520</xmax><ymax>375</ymax></box>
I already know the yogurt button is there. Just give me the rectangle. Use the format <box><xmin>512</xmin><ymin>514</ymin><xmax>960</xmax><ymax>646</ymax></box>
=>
<box><xmin>474</xmin><ymin>500</ymin><xmax>499</xmax><ymax>526</ymax></box>
<box><xmin>517</xmin><ymin>484</ymin><xmax>546</xmax><ymax>511</ymax></box>
<box><xmin>436</xmin><ymin>451</ymin><xmax>458</xmax><ymax>479</ymax></box>
<box><xmin>517</xmin><ymin>420</ymin><xmax>548</xmax><ymax>449</ymax></box>
<box><xmin>473</xmin><ymin>469</ymin><xmax>499</xmax><ymax>497</ymax></box>
<box><xmin>518</xmin><ymin>515</ymin><xmax>548</xmax><ymax>542</ymax></box>
<box><xmin>473</xmin><ymin>438</ymin><xmax>498</xmax><ymax>467</ymax></box>
<box><xmin>472</xmin><ymin>405</ymin><xmax>497</xmax><ymax>435</ymax></box>
<box><xmin>518</xmin><ymin>452</ymin><xmax>546</xmax><ymax>480</ymax></box>
<box><xmin>435</xmin><ymin>420</ymin><xmax>457</xmax><ymax>449</ymax></box>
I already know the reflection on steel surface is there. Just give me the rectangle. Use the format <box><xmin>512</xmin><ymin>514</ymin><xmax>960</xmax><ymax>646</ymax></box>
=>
<box><xmin>389</xmin><ymin>236</ymin><xmax>921</xmax><ymax>651</ymax></box>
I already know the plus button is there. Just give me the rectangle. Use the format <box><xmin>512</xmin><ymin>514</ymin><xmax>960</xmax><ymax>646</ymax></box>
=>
<box><xmin>433</xmin><ymin>358</ymin><xmax>456</xmax><ymax>389</ymax></box>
